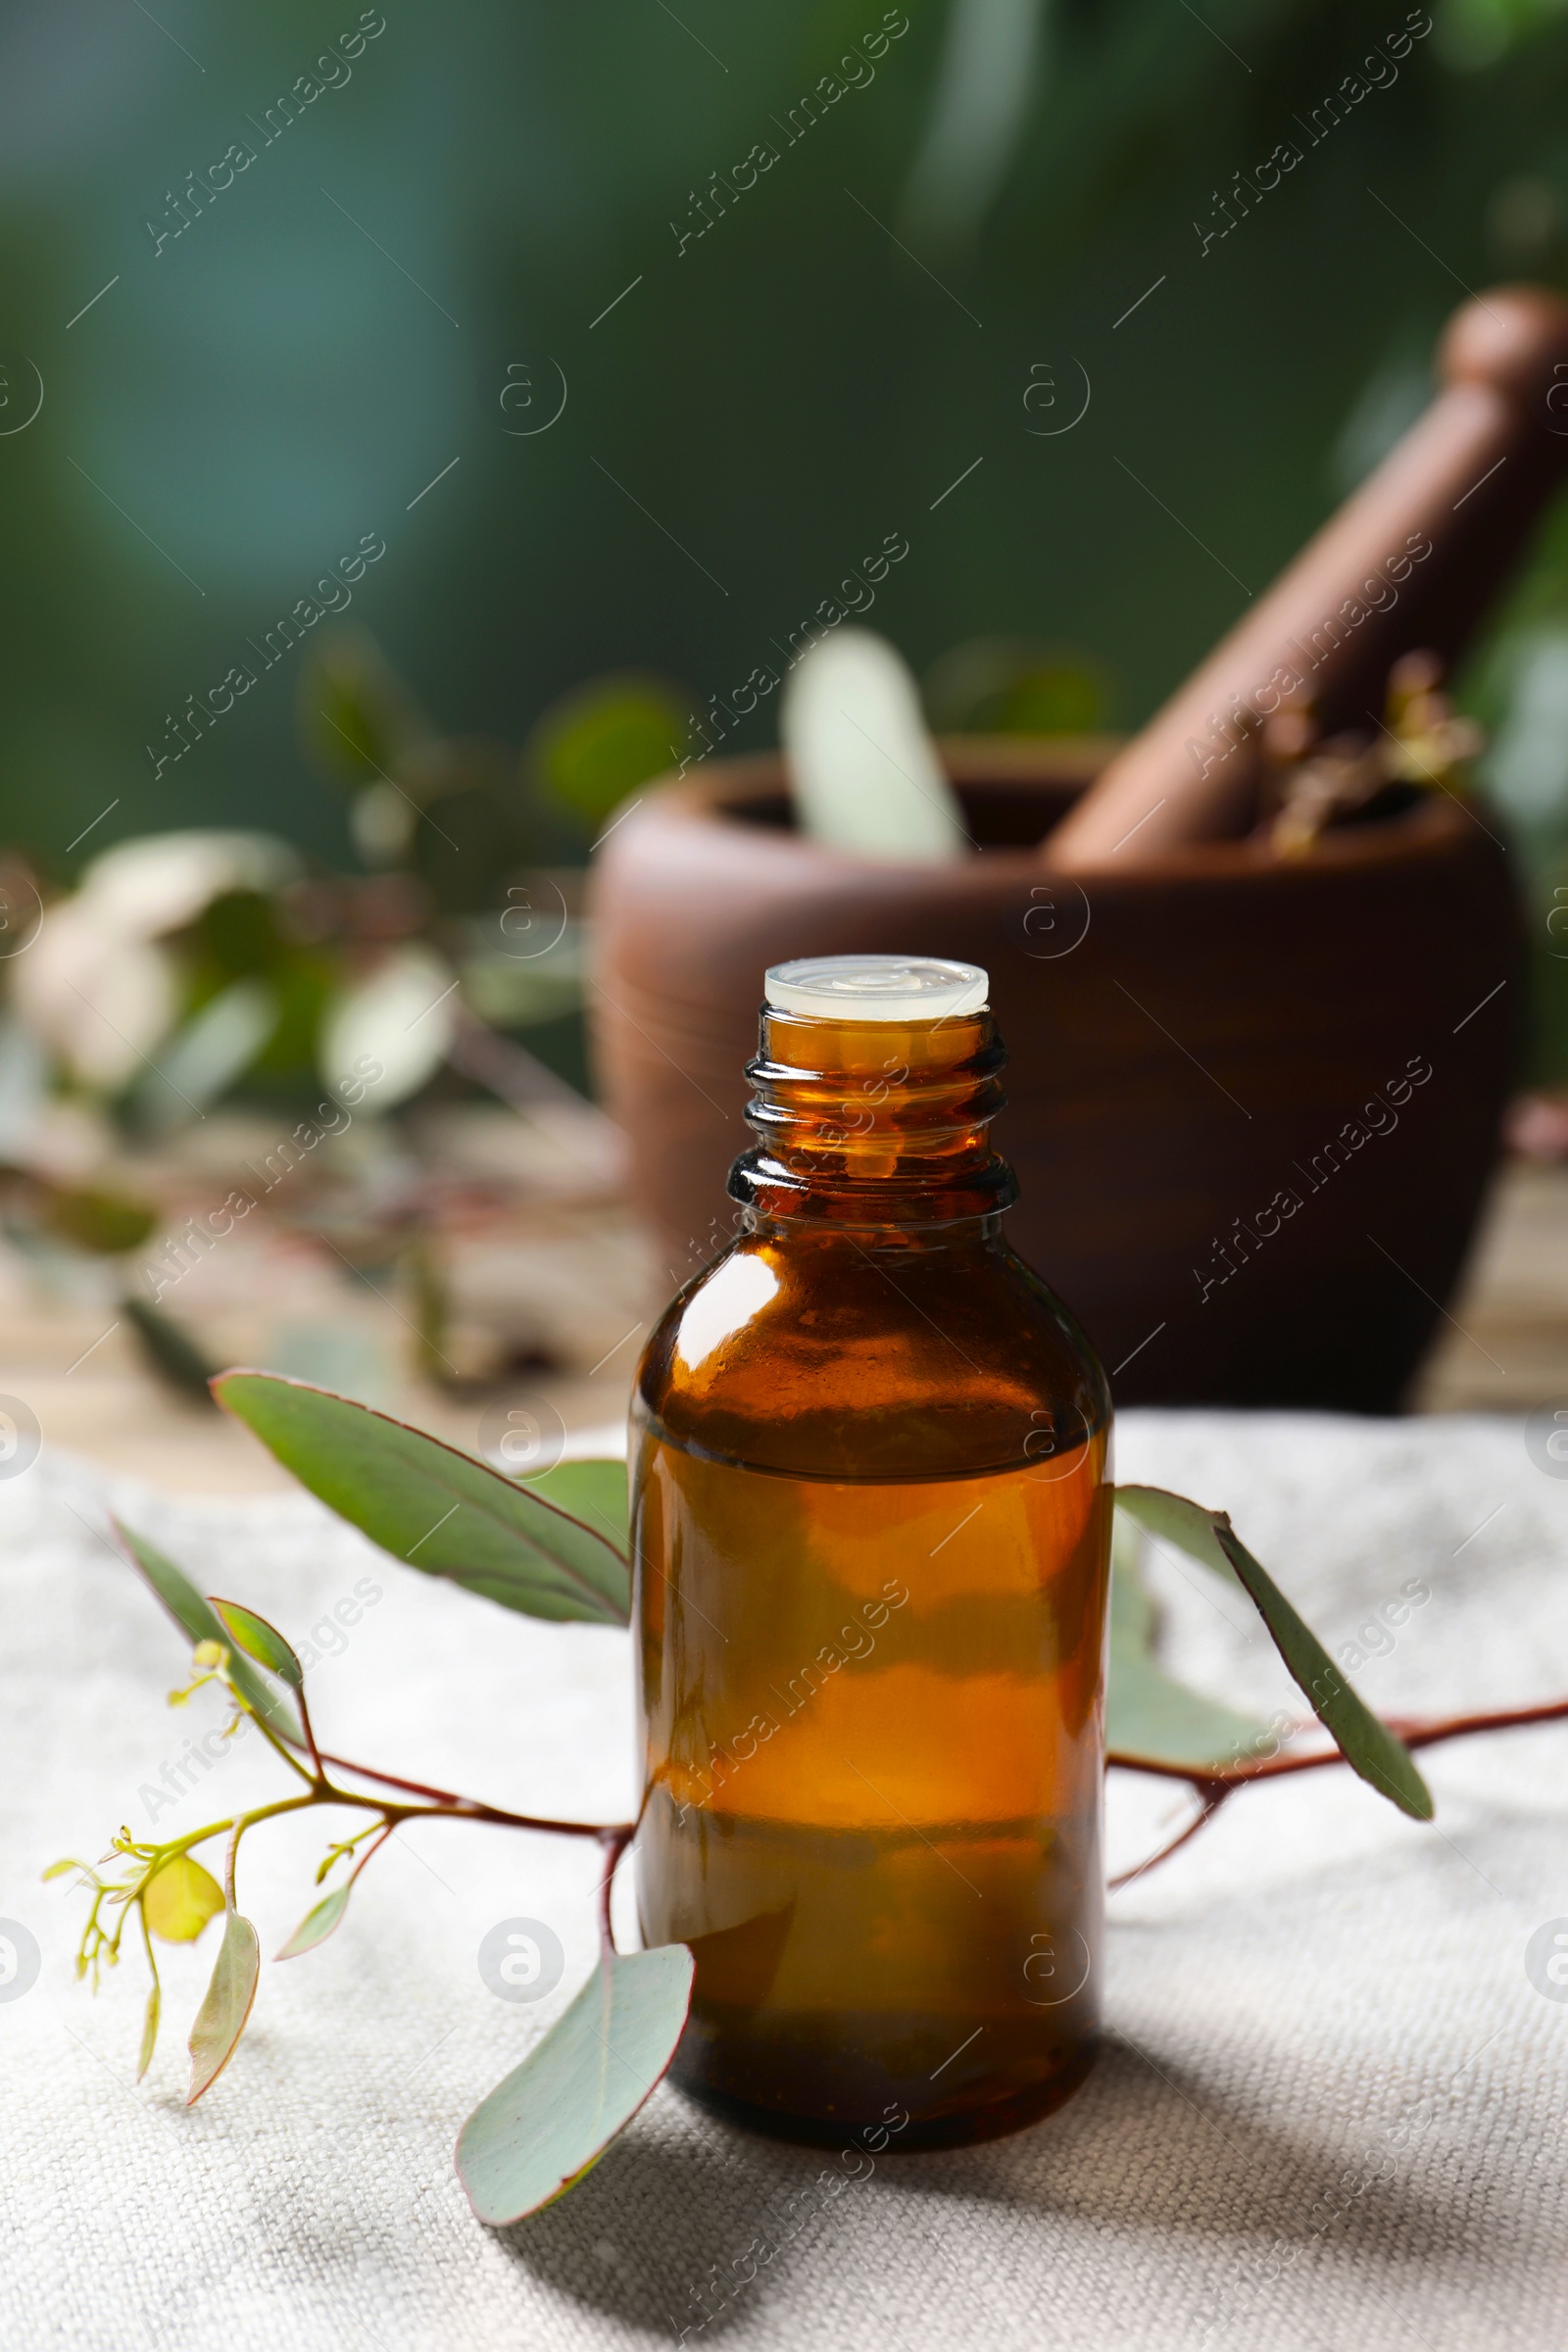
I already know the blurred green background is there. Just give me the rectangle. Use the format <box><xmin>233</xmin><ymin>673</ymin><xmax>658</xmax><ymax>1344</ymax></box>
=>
<box><xmin>7</xmin><ymin>0</ymin><xmax>1568</xmax><ymax>1067</ymax></box>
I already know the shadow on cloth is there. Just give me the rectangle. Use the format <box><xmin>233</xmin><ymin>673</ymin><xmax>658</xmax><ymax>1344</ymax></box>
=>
<box><xmin>491</xmin><ymin>2029</ymin><xmax>1508</xmax><ymax>2336</ymax></box>
<box><xmin>497</xmin><ymin>1812</ymin><xmax>1565</xmax><ymax>2332</ymax></box>
<box><xmin>493</xmin><ymin>2096</ymin><xmax>822</xmax><ymax>2337</ymax></box>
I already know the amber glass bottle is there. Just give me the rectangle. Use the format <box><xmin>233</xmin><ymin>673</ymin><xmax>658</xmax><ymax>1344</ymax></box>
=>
<box><xmin>632</xmin><ymin>956</ymin><xmax>1112</xmax><ymax>2149</ymax></box>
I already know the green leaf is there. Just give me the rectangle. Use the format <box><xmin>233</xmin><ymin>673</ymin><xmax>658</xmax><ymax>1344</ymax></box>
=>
<box><xmin>211</xmin><ymin>1596</ymin><xmax>304</xmax><ymax>1690</ymax></box>
<box><xmin>525</xmin><ymin>1459</ymin><xmax>629</xmax><ymax>1554</ymax></box>
<box><xmin>143</xmin><ymin>1853</ymin><xmax>225</xmax><ymax>1943</ymax></box>
<box><xmin>1113</xmin><ymin>1486</ymin><xmax>1433</xmax><ymax>1821</ymax></box>
<box><xmin>1106</xmin><ymin>1522</ymin><xmax>1274</xmax><ymax>1770</ymax></box>
<box><xmin>137</xmin><ymin>1980</ymin><xmax>161</xmax><ymax>2082</ymax></box>
<box><xmin>187</xmin><ymin>1908</ymin><xmax>260</xmax><ymax>2104</ymax></box>
<box><xmin>275</xmin><ymin>1884</ymin><xmax>351</xmax><ymax>1961</ymax></box>
<box><xmin>213</xmin><ymin>1372</ymin><xmax>630</xmax><ymax>1626</ymax></box>
<box><xmin>526</xmin><ymin>671</ymin><xmax>691</xmax><ymax>827</ymax></box>
<box><xmin>126</xmin><ymin>977</ymin><xmax>278</xmax><ymax>1137</ymax></box>
<box><xmin>1113</xmin><ymin>1486</ymin><xmax>1248</xmax><ymax>1586</ymax></box>
<box><xmin>112</xmin><ymin>1517</ymin><xmax>304</xmax><ymax>1746</ymax></box>
<box><xmin>457</xmin><ymin>1945</ymin><xmax>695</xmax><ymax>2226</ymax></box>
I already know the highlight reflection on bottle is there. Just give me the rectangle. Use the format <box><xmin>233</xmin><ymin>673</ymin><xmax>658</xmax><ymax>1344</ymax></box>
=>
<box><xmin>633</xmin><ymin>955</ymin><xmax>1111</xmax><ymax>2148</ymax></box>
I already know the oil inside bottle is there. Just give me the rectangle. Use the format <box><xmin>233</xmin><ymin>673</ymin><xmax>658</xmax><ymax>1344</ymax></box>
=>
<box><xmin>636</xmin><ymin>1423</ymin><xmax>1107</xmax><ymax>2146</ymax></box>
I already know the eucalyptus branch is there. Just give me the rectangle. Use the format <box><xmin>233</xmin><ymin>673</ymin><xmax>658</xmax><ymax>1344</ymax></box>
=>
<box><xmin>1109</xmin><ymin>1690</ymin><xmax>1568</xmax><ymax>1886</ymax></box>
<box><xmin>294</xmin><ymin>1681</ymin><xmax>324</xmax><ymax>1780</ymax></box>
<box><xmin>1107</xmin><ymin>1786</ymin><xmax>1230</xmax><ymax>1893</ymax></box>
<box><xmin>347</xmin><ymin>1820</ymin><xmax>397</xmax><ymax>1884</ymax></box>
<box><xmin>597</xmin><ymin>1826</ymin><xmax>636</xmax><ymax>1961</ymax></box>
<box><xmin>54</xmin><ymin>1608</ymin><xmax>635</xmax><ymax>2104</ymax></box>
<box><xmin>247</xmin><ymin>1705</ymin><xmax>319</xmax><ymax>1790</ymax></box>
<box><xmin>313</xmin><ymin>1747</ymin><xmax>628</xmax><ymax>1838</ymax></box>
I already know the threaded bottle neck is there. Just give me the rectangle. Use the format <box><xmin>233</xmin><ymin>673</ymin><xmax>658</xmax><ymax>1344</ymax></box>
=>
<box><xmin>727</xmin><ymin>1005</ymin><xmax>1018</xmax><ymax>1227</ymax></box>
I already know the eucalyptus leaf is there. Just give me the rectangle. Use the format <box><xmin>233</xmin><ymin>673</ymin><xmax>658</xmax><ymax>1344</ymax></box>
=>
<box><xmin>523</xmin><ymin>1459</ymin><xmax>629</xmax><ymax>1554</ymax></box>
<box><xmin>137</xmin><ymin>1978</ymin><xmax>161</xmax><ymax>2083</ymax></box>
<box><xmin>1113</xmin><ymin>1487</ymin><xmax>1249</xmax><ymax>1586</ymax></box>
<box><xmin>143</xmin><ymin>1853</ymin><xmax>225</xmax><ymax>1944</ymax></box>
<box><xmin>318</xmin><ymin>943</ymin><xmax>457</xmax><ymax>1108</ymax></box>
<box><xmin>187</xmin><ymin>1909</ymin><xmax>260</xmax><ymax>2104</ymax></box>
<box><xmin>112</xmin><ymin>1518</ymin><xmax>304</xmax><ymax>1745</ymax></box>
<box><xmin>211</xmin><ymin>1596</ymin><xmax>304</xmax><ymax>1691</ymax></box>
<box><xmin>1113</xmin><ymin>1486</ymin><xmax>1433</xmax><ymax>1820</ymax></box>
<box><xmin>213</xmin><ymin>1372</ymin><xmax>630</xmax><ymax>1625</ymax></box>
<box><xmin>783</xmin><ymin>628</ymin><xmax>967</xmax><ymax>861</ymax></box>
<box><xmin>1106</xmin><ymin>1522</ymin><xmax>1274</xmax><ymax>1770</ymax></box>
<box><xmin>276</xmin><ymin>1884</ymin><xmax>351</xmax><ymax>1961</ymax></box>
<box><xmin>457</xmin><ymin>1945</ymin><xmax>695</xmax><ymax>2226</ymax></box>
<box><xmin>127</xmin><ymin>977</ymin><xmax>277</xmax><ymax>1134</ymax></box>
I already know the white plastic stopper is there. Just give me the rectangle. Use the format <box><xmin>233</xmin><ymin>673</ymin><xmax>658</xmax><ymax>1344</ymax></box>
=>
<box><xmin>764</xmin><ymin>954</ymin><xmax>989</xmax><ymax>1022</ymax></box>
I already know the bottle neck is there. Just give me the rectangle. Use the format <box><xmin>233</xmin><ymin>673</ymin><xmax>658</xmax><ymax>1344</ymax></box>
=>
<box><xmin>727</xmin><ymin>1005</ymin><xmax>1018</xmax><ymax>1228</ymax></box>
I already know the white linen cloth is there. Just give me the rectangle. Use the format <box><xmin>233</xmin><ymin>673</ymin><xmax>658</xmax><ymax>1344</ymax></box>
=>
<box><xmin>2</xmin><ymin>1409</ymin><xmax>1566</xmax><ymax>2350</ymax></box>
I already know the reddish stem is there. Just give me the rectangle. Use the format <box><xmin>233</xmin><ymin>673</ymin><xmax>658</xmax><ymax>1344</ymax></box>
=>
<box><xmin>1387</xmin><ymin>1694</ymin><xmax>1568</xmax><ymax>1753</ymax></box>
<box><xmin>315</xmin><ymin>1748</ymin><xmax>629</xmax><ymax>1841</ymax></box>
<box><xmin>1108</xmin><ymin>1692</ymin><xmax>1568</xmax><ymax>1885</ymax></box>
<box><xmin>295</xmin><ymin>1684</ymin><xmax>323</xmax><ymax>1780</ymax></box>
<box><xmin>1106</xmin><ymin>1691</ymin><xmax>1568</xmax><ymax>1790</ymax></box>
<box><xmin>1107</xmin><ymin>1786</ymin><xmax>1231</xmax><ymax>1892</ymax></box>
<box><xmin>597</xmin><ymin>1826</ymin><xmax>635</xmax><ymax>1959</ymax></box>
<box><xmin>347</xmin><ymin>1820</ymin><xmax>397</xmax><ymax>1886</ymax></box>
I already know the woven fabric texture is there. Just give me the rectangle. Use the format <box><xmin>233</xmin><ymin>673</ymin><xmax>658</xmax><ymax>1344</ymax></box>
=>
<box><xmin>2</xmin><ymin>1408</ymin><xmax>1565</xmax><ymax>2350</ymax></box>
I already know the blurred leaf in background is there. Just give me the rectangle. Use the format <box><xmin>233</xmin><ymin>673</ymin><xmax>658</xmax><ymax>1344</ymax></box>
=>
<box><xmin>924</xmin><ymin>637</ymin><xmax>1109</xmax><ymax>735</ymax></box>
<box><xmin>524</xmin><ymin>673</ymin><xmax>692</xmax><ymax>832</ymax></box>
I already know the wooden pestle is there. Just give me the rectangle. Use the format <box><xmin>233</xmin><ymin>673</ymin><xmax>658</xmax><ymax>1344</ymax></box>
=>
<box><xmin>1047</xmin><ymin>285</ymin><xmax>1568</xmax><ymax>869</ymax></box>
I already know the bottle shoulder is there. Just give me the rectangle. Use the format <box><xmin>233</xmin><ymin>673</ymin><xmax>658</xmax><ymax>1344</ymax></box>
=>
<box><xmin>634</xmin><ymin>1226</ymin><xmax>1109</xmax><ymax>1481</ymax></box>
